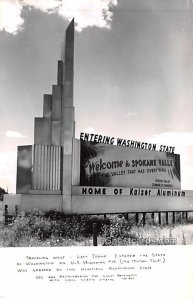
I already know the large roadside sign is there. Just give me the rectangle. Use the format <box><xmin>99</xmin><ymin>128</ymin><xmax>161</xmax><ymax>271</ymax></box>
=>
<box><xmin>80</xmin><ymin>141</ymin><xmax>181</xmax><ymax>189</ymax></box>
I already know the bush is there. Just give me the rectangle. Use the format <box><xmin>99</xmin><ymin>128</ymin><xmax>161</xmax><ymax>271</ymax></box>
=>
<box><xmin>101</xmin><ymin>215</ymin><xmax>135</xmax><ymax>246</ymax></box>
<box><xmin>6</xmin><ymin>212</ymin><xmax>110</xmax><ymax>245</ymax></box>
<box><xmin>1</xmin><ymin>211</ymin><xmax>192</xmax><ymax>247</ymax></box>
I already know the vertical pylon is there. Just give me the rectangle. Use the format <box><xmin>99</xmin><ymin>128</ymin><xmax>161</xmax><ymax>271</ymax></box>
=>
<box><xmin>61</xmin><ymin>18</ymin><xmax>75</xmax><ymax>211</ymax></box>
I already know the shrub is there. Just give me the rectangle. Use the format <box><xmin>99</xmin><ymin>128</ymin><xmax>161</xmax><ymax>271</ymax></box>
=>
<box><xmin>1</xmin><ymin>211</ymin><xmax>192</xmax><ymax>247</ymax></box>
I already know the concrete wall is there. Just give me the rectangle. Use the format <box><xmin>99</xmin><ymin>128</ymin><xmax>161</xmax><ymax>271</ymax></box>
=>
<box><xmin>4</xmin><ymin>194</ymin><xmax>62</xmax><ymax>213</ymax></box>
<box><xmin>52</xmin><ymin>121</ymin><xmax>61</xmax><ymax>146</ymax></box>
<box><xmin>57</xmin><ymin>60</ymin><xmax>63</xmax><ymax>85</ymax></box>
<box><xmin>16</xmin><ymin>145</ymin><xmax>32</xmax><ymax>194</ymax></box>
<box><xmin>34</xmin><ymin>117</ymin><xmax>51</xmax><ymax>145</ymax></box>
<box><xmin>52</xmin><ymin>85</ymin><xmax>62</xmax><ymax>121</ymax></box>
<box><xmin>3</xmin><ymin>194</ymin><xmax>22</xmax><ymax>213</ymax></box>
<box><xmin>20</xmin><ymin>194</ymin><xmax>62</xmax><ymax>212</ymax></box>
<box><xmin>71</xmin><ymin>194</ymin><xmax>193</xmax><ymax>214</ymax></box>
<box><xmin>72</xmin><ymin>139</ymin><xmax>80</xmax><ymax>185</ymax></box>
<box><xmin>4</xmin><ymin>192</ymin><xmax>193</xmax><ymax>214</ymax></box>
<box><xmin>43</xmin><ymin>94</ymin><xmax>52</xmax><ymax>117</ymax></box>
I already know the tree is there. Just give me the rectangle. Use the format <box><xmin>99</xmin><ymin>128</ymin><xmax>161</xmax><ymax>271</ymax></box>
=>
<box><xmin>0</xmin><ymin>187</ymin><xmax>7</xmax><ymax>197</ymax></box>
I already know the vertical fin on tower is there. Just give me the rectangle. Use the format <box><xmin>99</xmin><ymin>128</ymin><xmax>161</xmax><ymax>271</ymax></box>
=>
<box><xmin>61</xmin><ymin>18</ymin><xmax>75</xmax><ymax>210</ymax></box>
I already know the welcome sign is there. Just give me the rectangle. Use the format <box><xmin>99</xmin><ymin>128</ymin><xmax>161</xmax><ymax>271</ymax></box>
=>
<box><xmin>80</xmin><ymin>141</ymin><xmax>181</xmax><ymax>189</ymax></box>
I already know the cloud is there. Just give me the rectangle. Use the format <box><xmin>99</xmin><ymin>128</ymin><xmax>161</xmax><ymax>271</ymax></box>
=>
<box><xmin>21</xmin><ymin>0</ymin><xmax>61</xmax><ymax>12</ymax></box>
<box><xmin>125</xmin><ymin>111</ymin><xmax>138</xmax><ymax>117</ymax></box>
<box><xmin>0</xmin><ymin>0</ymin><xmax>118</xmax><ymax>34</ymax></box>
<box><xmin>82</xmin><ymin>127</ymin><xmax>96</xmax><ymax>134</ymax></box>
<box><xmin>0</xmin><ymin>0</ymin><xmax>24</xmax><ymax>34</ymax></box>
<box><xmin>147</xmin><ymin>132</ymin><xmax>193</xmax><ymax>147</ymax></box>
<box><xmin>58</xmin><ymin>0</ymin><xmax>118</xmax><ymax>32</ymax></box>
<box><xmin>82</xmin><ymin>127</ymin><xmax>106</xmax><ymax>136</ymax></box>
<box><xmin>6</xmin><ymin>130</ymin><xmax>26</xmax><ymax>138</ymax></box>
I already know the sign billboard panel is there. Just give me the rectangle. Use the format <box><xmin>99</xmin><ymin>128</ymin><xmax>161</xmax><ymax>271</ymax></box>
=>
<box><xmin>80</xmin><ymin>141</ymin><xmax>181</xmax><ymax>189</ymax></box>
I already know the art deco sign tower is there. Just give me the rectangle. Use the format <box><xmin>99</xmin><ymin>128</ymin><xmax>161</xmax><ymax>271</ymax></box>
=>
<box><xmin>16</xmin><ymin>19</ymin><xmax>78</xmax><ymax>212</ymax></box>
<box><xmin>5</xmin><ymin>19</ymin><xmax>193</xmax><ymax>214</ymax></box>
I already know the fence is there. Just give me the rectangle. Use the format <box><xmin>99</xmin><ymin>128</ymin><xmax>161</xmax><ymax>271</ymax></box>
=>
<box><xmin>2</xmin><ymin>205</ymin><xmax>193</xmax><ymax>246</ymax></box>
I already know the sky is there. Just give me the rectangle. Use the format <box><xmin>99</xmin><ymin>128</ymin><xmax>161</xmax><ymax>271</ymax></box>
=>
<box><xmin>0</xmin><ymin>0</ymin><xmax>193</xmax><ymax>192</ymax></box>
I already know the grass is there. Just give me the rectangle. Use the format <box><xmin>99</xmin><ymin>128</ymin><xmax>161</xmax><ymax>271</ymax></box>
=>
<box><xmin>0</xmin><ymin>205</ymin><xmax>193</xmax><ymax>247</ymax></box>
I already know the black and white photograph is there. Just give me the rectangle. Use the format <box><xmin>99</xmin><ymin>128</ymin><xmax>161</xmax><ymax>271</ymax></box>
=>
<box><xmin>0</xmin><ymin>0</ymin><xmax>193</xmax><ymax>299</ymax></box>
